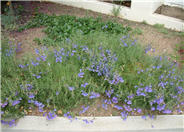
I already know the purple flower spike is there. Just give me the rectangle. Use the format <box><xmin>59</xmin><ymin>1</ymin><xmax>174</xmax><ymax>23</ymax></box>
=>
<box><xmin>113</xmin><ymin>105</ymin><xmax>123</xmax><ymax>110</ymax></box>
<box><xmin>112</xmin><ymin>97</ymin><xmax>118</xmax><ymax>104</ymax></box>
<box><xmin>28</xmin><ymin>94</ymin><xmax>35</xmax><ymax>99</ymax></box>
<box><xmin>89</xmin><ymin>92</ymin><xmax>100</xmax><ymax>99</ymax></box>
<box><xmin>79</xmin><ymin>106</ymin><xmax>89</xmax><ymax>115</ymax></box>
<box><xmin>47</xmin><ymin>112</ymin><xmax>57</xmax><ymax>120</ymax></box>
<box><xmin>163</xmin><ymin>109</ymin><xmax>172</xmax><ymax>114</ymax></box>
<box><xmin>12</xmin><ymin>100</ymin><xmax>20</xmax><ymax>106</ymax></box>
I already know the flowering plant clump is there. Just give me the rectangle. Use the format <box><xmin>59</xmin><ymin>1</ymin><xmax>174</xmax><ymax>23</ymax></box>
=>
<box><xmin>1</xmin><ymin>31</ymin><xmax>184</xmax><ymax>126</ymax></box>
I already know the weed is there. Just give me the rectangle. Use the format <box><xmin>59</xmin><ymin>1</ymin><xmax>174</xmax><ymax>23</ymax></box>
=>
<box><xmin>111</xmin><ymin>5</ymin><xmax>121</xmax><ymax>17</ymax></box>
<box><xmin>132</xmin><ymin>28</ymin><xmax>143</xmax><ymax>35</ymax></box>
<box><xmin>142</xmin><ymin>20</ymin><xmax>148</xmax><ymax>25</ymax></box>
<box><xmin>153</xmin><ymin>24</ymin><xmax>168</xmax><ymax>34</ymax></box>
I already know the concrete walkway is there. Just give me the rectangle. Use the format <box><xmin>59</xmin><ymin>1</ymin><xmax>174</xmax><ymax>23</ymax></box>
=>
<box><xmin>2</xmin><ymin>115</ymin><xmax>184</xmax><ymax>132</ymax></box>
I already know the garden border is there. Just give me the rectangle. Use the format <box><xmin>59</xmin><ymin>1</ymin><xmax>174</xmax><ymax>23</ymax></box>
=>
<box><xmin>47</xmin><ymin>0</ymin><xmax>184</xmax><ymax>31</ymax></box>
<box><xmin>2</xmin><ymin>115</ymin><xmax>184</xmax><ymax>132</ymax></box>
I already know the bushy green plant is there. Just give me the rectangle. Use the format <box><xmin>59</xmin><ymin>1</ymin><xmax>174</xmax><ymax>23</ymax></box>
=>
<box><xmin>18</xmin><ymin>13</ymin><xmax>131</xmax><ymax>43</ymax></box>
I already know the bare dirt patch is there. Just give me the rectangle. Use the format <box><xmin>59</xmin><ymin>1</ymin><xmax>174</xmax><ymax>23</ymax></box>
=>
<box><xmin>9</xmin><ymin>27</ymin><xmax>45</xmax><ymax>58</ymax></box>
<box><xmin>71</xmin><ymin>97</ymin><xmax>120</xmax><ymax>117</ymax></box>
<box><xmin>155</xmin><ymin>5</ymin><xmax>184</xmax><ymax>20</ymax></box>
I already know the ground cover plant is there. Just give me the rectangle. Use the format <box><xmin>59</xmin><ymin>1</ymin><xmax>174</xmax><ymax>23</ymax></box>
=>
<box><xmin>1</xmin><ymin>13</ymin><xmax>184</xmax><ymax>126</ymax></box>
<box><xmin>18</xmin><ymin>13</ymin><xmax>131</xmax><ymax>45</ymax></box>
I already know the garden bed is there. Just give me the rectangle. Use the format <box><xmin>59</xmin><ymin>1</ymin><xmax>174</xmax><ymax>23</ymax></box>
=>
<box><xmin>155</xmin><ymin>5</ymin><xmax>184</xmax><ymax>20</ymax></box>
<box><xmin>1</xmin><ymin>1</ymin><xmax>184</xmax><ymax>128</ymax></box>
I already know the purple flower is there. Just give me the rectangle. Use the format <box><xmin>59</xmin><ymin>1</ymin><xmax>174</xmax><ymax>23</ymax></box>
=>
<box><xmin>36</xmin><ymin>57</ymin><xmax>41</xmax><ymax>61</ymax></box>
<box><xmin>121</xmin><ymin>111</ymin><xmax>128</xmax><ymax>121</ymax></box>
<box><xmin>41</xmin><ymin>55</ymin><xmax>47</xmax><ymax>61</ymax></box>
<box><xmin>162</xmin><ymin>109</ymin><xmax>172</xmax><ymax>114</ymax></box>
<box><xmin>127</xmin><ymin>100</ymin><xmax>132</xmax><ymax>105</ymax></box>
<box><xmin>81</xmin><ymin>90</ymin><xmax>88</xmax><ymax>97</ymax></box>
<box><xmin>68</xmin><ymin>86</ymin><xmax>75</xmax><ymax>91</ymax></box>
<box><xmin>141</xmin><ymin>115</ymin><xmax>146</xmax><ymax>120</ymax></box>
<box><xmin>79</xmin><ymin>106</ymin><xmax>89</xmax><ymax>115</ymax></box>
<box><xmin>46</xmin><ymin>112</ymin><xmax>57</xmax><ymax>120</ymax></box>
<box><xmin>151</xmin><ymin>107</ymin><xmax>155</xmax><ymax>111</ymax></box>
<box><xmin>78</xmin><ymin>72</ymin><xmax>84</xmax><ymax>78</ymax></box>
<box><xmin>112</xmin><ymin>97</ymin><xmax>118</xmax><ymax>104</ymax></box>
<box><xmin>102</xmin><ymin>104</ymin><xmax>108</xmax><ymax>110</ymax></box>
<box><xmin>157</xmin><ymin>104</ymin><xmax>165</xmax><ymax>111</ymax></box>
<box><xmin>12</xmin><ymin>100</ymin><xmax>20</xmax><ymax>106</ymax></box>
<box><xmin>144</xmin><ymin>86</ymin><xmax>152</xmax><ymax>93</ymax></box>
<box><xmin>1</xmin><ymin>101</ymin><xmax>8</xmax><ymax>108</ymax></box>
<box><xmin>137</xmin><ymin>108</ymin><xmax>142</xmax><ymax>113</ymax></box>
<box><xmin>81</xmin><ymin>83</ymin><xmax>88</xmax><ymax>88</ymax></box>
<box><xmin>28</xmin><ymin>100</ymin><xmax>33</xmax><ymax>103</ymax></box>
<box><xmin>105</xmin><ymin>89</ymin><xmax>114</xmax><ymax>98</ymax></box>
<box><xmin>28</xmin><ymin>94</ymin><xmax>35</xmax><ymax>99</ymax></box>
<box><xmin>56</xmin><ymin>91</ymin><xmax>59</xmax><ymax>95</ymax></box>
<box><xmin>36</xmin><ymin>75</ymin><xmax>41</xmax><ymax>79</ymax></box>
<box><xmin>19</xmin><ymin>64</ymin><xmax>25</xmax><ymax>68</ymax></box>
<box><xmin>39</xmin><ymin>108</ymin><xmax>44</xmax><ymax>112</ymax></box>
<box><xmin>56</xmin><ymin>56</ymin><xmax>62</xmax><ymax>63</ymax></box>
<box><xmin>35</xmin><ymin>48</ymin><xmax>39</xmax><ymax>54</ymax></box>
<box><xmin>124</xmin><ymin>105</ymin><xmax>132</xmax><ymax>112</ymax></box>
<box><xmin>149</xmin><ymin>114</ymin><xmax>155</xmax><ymax>120</ymax></box>
<box><xmin>82</xmin><ymin>46</ymin><xmax>88</xmax><ymax>52</ymax></box>
<box><xmin>124</xmin><ymin>43</ymin><xmax>128</xmax><ymax>47</ymax></box>
<box><xmin>156</xmin><ymin>97</ymin><xmax>164</xmax><ymax>105</ymax></box>
<box><xmin>31</xmin><ymin>61</ymin><xmax>39</xmax><ymax>66</ymax></box>
<box><xmin>26</xmin><ymin>84</ymin><xmax>33</xmax><ymax>90</ymax></box>
<box><xmin>113</xmin><ymin>105</ymin><xmax>123</xmax><ymax>110</ymax></box>
<box><xmin>1</xmin><ymin>111</ymin><xmax>4</xmax><ymax>115</ymax></box>
<box><xmin>83</xmin><ymin>119</ymin><xmax>93</xmax><ymax>124</ymax></box>
<box><xmin>89</xmin><ymin>92</ymin><xmax>100</xmax><ymax>99</ymax></box>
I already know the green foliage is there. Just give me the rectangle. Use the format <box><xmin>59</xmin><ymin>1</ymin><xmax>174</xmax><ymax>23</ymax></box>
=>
<box><xmin>18</xmin><ymin>13</ymin><xmax>131</xmax><ymax>43</ymax></box>
<box><xmin>1</xmin><ymin>8</ymin><xmax>18</xmax><ymax>30</ymax></box>
<box><xmin>111</xmin><ymin>5</ymin><xmax>121</xmax><ymax>17</ymax></box>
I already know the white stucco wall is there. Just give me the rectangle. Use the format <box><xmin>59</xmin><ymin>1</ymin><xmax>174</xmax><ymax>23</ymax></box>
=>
<box><xmin>164</xmin><ymin>0</ymin><xmax>184</xmax><ymax>8</ymax></box>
